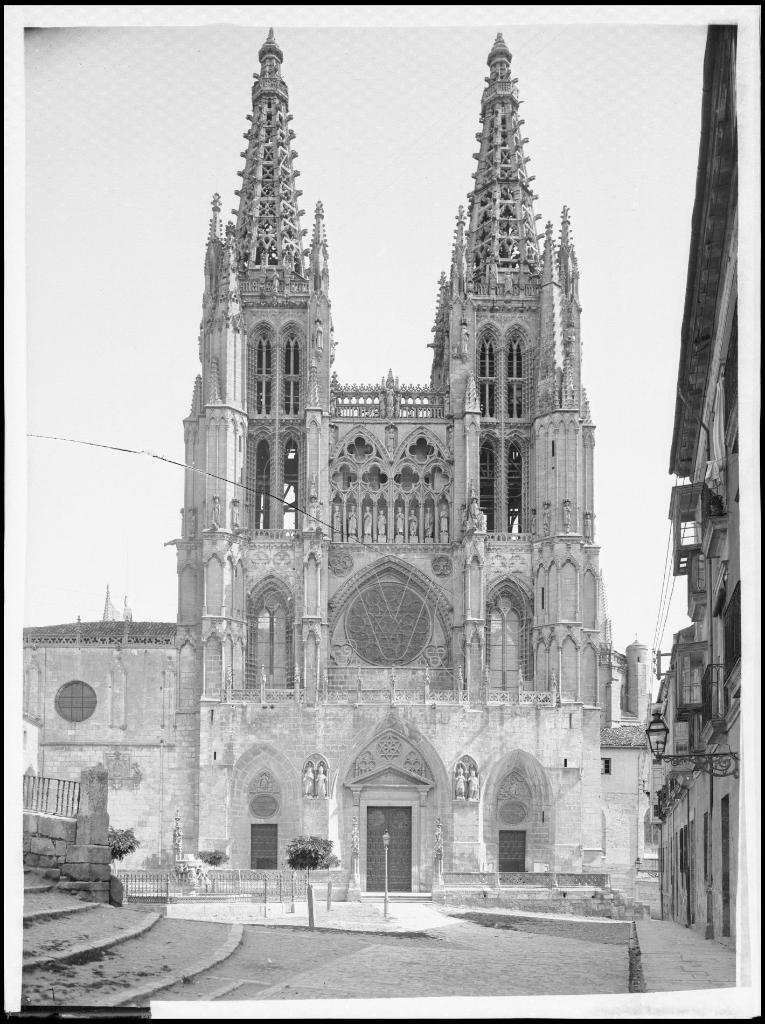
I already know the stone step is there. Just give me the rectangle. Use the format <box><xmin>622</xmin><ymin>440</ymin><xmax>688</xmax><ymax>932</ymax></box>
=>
<box><xmin>24</xmin><ymin>892</ymin><xmax>101</xmax><ymax>924</ymax></box>
<box><xmin>360</xmin><ymin>892</ymin><xmax>433</xmax><ymax>903</ymax></box>
<box><xmin>24</xmin><ymin>906</ymin><xmax>160</xmax><ymax>967</ymax></box>
<box><xmin>22</xmin><ymin>918</ymin><xmax>241</xmax><ymax>1008</ymax></box>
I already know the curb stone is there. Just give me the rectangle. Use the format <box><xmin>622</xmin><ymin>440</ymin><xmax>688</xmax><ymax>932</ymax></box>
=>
<box><xmin>24</xmin><ymin>911</ymin><xmax>161</xmax><ymax>969</ymax></box>
<box><xmin>115</xmin><ymin>923</ymin><xmax>244</xmax><ymax>1007</ymax></box>
<box><xmin>628</xmin><ymin>921</ymin><xmax>647</xmax><ymax>993</ymax></box>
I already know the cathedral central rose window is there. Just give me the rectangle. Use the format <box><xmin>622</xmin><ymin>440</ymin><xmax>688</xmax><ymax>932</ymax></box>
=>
<box><xmin>345</xmin><ymin>579</ymin><xmax>431</xmax><ymax>665</ymax></box>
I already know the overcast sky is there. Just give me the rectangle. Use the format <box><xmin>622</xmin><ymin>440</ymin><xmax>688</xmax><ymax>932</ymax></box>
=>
<box><xmin>16</xmin><ymin>19</ymin><xmax>721</xmax><ymax>659</ymax></box>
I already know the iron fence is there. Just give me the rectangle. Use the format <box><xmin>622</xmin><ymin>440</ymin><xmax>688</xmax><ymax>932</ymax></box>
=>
<box><xmin>23</xmin><ymin>775</ymin><xmax>80</xmax><ymax>818</ymax></box>
<box><xmin>116</xmin><ymin>868</ymin><xmax>309</xmax><ymax>904</ymax></box>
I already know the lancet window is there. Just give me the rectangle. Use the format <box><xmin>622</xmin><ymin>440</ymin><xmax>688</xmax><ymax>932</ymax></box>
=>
<box><xmin>506</xmin><ymin>336</ymin><xmax>523</xmax><ymax>419</ymax></box>
<box><xmin>479</xmin><ymin>440</ymin><xmax>496</xmax><ymax>533</ymax></box>
<box><xmin>247</xmin><ymin>331</ymin><xmax>273</xmax><ymax>415</ymax></box>
<box><xmin>246</xmin><ymin>438</ymin><xmax>271</xmax><ymax>530</ymax></box>
<box><xmin>283</xmin><ymin>333</ymin><xmax>300</xmax><ymax>415</ymax></box>
<box><xmin>506</xmin><ymin>443</ymin><xmax>523</xmax><ymax>533</ymax></box>
<box><xmin>246</xmin><ymin>590</ymin><xmax>293</xmax><ymax>688</ymax></box>
<box><xmin>486</xmin><ymin>587</ymin><xmax>530</xmax><ymax>691</ymax></box>
<box><xmin>282</xmin><ymin>438</ymin><xmax>299</xmax><ymax>530</ymax></box>
<box><xmin>478</xmin><ymin>338</ymin><xmax>496</xmax><ymax>417</ymax></box>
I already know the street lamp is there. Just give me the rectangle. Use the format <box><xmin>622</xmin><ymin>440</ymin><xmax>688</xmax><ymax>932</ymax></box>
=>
<box><xmin>645</xmin><ymin>709</ymin><xmax>739</xmax><ymax>778</ymax></box>
<box><xmin>382</xmin><ymin>828</ymin><xmax>390</xmax><ymax>919</ymax></box>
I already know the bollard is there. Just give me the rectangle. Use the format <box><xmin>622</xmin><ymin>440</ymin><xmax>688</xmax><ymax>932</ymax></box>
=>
<box><xmin>326</xmin><ymin>878</ymin><xmax>333</xmax><ymax>912</ymax></box>
<box><xmin>290</xmin><ymin>873</ymin><xmax>295</xmax><ymax>914</ymax></box>
<box><xmin>307</xmin><ymin>883</ymin><xmax>315</xmax><ymax>930</ymax></box>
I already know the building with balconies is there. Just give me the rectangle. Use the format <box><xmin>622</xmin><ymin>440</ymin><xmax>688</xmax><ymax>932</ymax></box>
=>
<box><xmin>23</xmin><ymin>30</ymin><xmax>653</xmax><ymax>905</ymax></box>
<box><xmin>651</xmin><ymin>25</ymin><xmax>740</xmax><ymax>946</ymax></box>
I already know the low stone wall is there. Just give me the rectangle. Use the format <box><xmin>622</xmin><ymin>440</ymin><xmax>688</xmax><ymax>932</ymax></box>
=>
<box><xmin>434</xmin><ymin>887</ymin><xmax>649</xmax><ymax>920</ymax></box>
<box><xmin>23</xmin><ymin>767</ymin><xmax>111</xmax><ymax>903</ymax></box>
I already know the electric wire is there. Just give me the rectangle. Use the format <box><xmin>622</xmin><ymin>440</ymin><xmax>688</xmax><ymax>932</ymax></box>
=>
<box><xmin>27</xmin><ymin>432</ymin><xmax>334</xmax><ymax>533</ymax></box>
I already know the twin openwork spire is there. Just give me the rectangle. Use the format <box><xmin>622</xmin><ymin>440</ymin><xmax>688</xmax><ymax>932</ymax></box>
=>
<box><xmin>233</xmin><ymin>29</ymin><xmax>307</xmax><ymax>276</ymax></box>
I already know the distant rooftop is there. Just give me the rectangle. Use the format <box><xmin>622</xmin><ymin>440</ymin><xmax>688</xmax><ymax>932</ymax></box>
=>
<box><xmin>600</xmin><ymin>726</ymin><xmax>647</xmax><ymax>749</ymax></box>
<box><xmin>23</xmin><ymin>621</ymin><xmax>176</xmax><ymax>646</ymax></box>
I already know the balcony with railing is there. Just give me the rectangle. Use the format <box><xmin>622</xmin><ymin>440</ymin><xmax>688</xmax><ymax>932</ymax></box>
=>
<box><xmin>701</xmin><ymin>481</ymin><xmax>728</xmax><ymax>559</ymax></box>
<box><xmin>687</xmin><ymin>550</ymin><xmax>708</xmax><ymax>622</ymax></box>
<box><xmin>330</xmin><ymin>377</ymin><xmax>447</xmax><ymax>421</ymax></box>
<box><xmin>670</xmin><ymin>483</ymin><xmax>702</xmax><ymax>576</ymax></box>
<box><xmin>675</xmin><ymin>640</ymin><xmax>705</xmax><ymax>716</ymax></box>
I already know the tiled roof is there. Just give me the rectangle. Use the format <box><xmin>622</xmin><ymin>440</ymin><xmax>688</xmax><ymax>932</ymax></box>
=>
<box><xmin>600</xmin><ymin>726</ymin><xmax>647</xmax><ymax>748</ymax></box>
<box><xmin>23</xmin><ymin>621</ymin><xmax>176</xmax><ymax>646</ymax></box>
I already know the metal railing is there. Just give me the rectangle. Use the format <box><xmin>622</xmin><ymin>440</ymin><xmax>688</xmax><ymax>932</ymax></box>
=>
<box><xmin>723</xmin><ymin>582</ymin><xmax>741</xmax><ymax>683</ymax></box>
<box><xmin>23</xmin><ymin>775</ymin><xmax>80</xmax><ymax>818</ymax></box>
<box><xmin>117</xmin><ymin>868</ymin><xmax>308</xmax><ymax>904</ymax></box>
<box><xmin>701</xmin><ymin>663</ymin><xmax>726</xmax><ymax>726</ymax></box>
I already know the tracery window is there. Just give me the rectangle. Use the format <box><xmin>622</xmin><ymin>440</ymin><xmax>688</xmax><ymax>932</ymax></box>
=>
<box><xmin>478</xmin><ymin>338</ymin><xmax>496</xmax><ymax>418</ymax></box>
<box><xmin>246</xmin><ymin>591</ymin><xmax>292</xmax><ymax>688</ymax></box>
<box><xmin>248</xmin><ymin>332</ymin><xmax>272</xmax><ymax>414</ymax></box>
<box><xmin>282</xmin><ymin>438</ymin><xmax>299</xmax><ymax>530</ymax></box>
<box><xmin>283</xmin><ymin>334</ymin><xmax>300</xmax><ymax>415</ymax></box>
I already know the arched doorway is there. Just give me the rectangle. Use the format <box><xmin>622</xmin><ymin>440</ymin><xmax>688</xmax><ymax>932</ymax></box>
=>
<box><xmin>344</xmin><ymin>729</ymin><xmax>436</xmax><ymax>892</ymax></box>
<box><xmin>483</xmin><ymin>750</ymin><xmax>554</xmax><ymax>873</ymax></box>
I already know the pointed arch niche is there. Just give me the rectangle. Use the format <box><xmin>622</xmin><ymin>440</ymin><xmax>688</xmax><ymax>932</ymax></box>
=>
<box><xmin>246</xmin><ymin>578</ymin><xmax>294</xmax><ymax>688</ymax></box>
<box><xmin>483</xmin><ymin>751</ymin><xmax>554</xmax><ymax>873</ymax></box>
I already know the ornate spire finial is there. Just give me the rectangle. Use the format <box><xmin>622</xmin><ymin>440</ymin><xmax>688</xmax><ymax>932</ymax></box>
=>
<box><xmin>258</xmin><ymin>27</ymin><xmax>283</xmax><ymax>65</ymax></box>
<box><xmin>487</xmin><ymin>32</ymin><xmax>512</xmax><ymax>66</ymax></box>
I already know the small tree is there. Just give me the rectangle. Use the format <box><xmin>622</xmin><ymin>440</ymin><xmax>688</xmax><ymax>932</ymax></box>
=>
<box><xmin>198</xmin><ymin>850</ymin><xmax>229</xmax><ymax>867</ymax></box>
<box><xmin>285</xmin><ymin>835</ymin><xmax>340</xmax><ymax>882</ymax></box>
<box><xmin>108</xmin><ymin>827</ymin><xmax>141</xmax><ymax>863</ymax></box>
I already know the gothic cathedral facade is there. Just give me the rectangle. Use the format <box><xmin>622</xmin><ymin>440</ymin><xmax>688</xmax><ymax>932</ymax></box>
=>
<box><xmin>24</xmin><ymin>32</ymin><xmax>655</xmax><ymax>897</ymax></box>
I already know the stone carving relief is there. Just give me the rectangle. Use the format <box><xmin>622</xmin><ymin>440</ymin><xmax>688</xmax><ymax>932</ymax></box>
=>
<box><xmin>249</xmin><ymin>769</ymin><xmax>280</xmax><ymax>818</ymax></box>
<box><xmin>328</xmin><ymin>551</ymin><xmax>354</xmax><ymax>577</ymax></box>
<box><xmin>497</xmin><ymin>771</ymin><xmax>531</xmax><ymax>825</ymax></box>
<box><xmin>351</xmin><ymin>731</ymin><xmax>433</xmax><ymax>783</ymax></box>
<box><xmin>102</xmin><ymin>749</ymin><xmax>142</xmax><ymax>791</ymax></box>
<box><xmin>431</xmin><ymin>555</ymin><xmax>453</xmax><ymax>577</ymax></box>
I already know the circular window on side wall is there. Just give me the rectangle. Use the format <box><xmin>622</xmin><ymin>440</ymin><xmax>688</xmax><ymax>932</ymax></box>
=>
<box><xmin>250</xmin><ymin>794</ymin><xmax>279</xmax><ymax>819</ymax></box>
<box><xmin>55</xmin><ymin>681</ymin><xmax>97</xmax><ymax>723</ymax></box>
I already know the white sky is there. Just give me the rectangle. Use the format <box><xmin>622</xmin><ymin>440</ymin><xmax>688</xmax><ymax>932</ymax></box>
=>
<box><xmin>10</xmin><ymin>16</ymin><xmax>733</xmax><ymax>662</ymax></box>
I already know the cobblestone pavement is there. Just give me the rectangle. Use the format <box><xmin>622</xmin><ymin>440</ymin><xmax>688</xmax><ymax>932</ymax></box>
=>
<box><xmin>24</xmin><ymin>905</ymin><xmax>156</xmax><ymax>961</ymax></box>
<box><xmin>635</xmin><ymin>918</ymin><xmax>737</xmax><ymax>992</ymax></box>
<box><xmin>154</xmin><ymin>913</ymin><xmax>629</xmax><ymax>1002</ymax></box>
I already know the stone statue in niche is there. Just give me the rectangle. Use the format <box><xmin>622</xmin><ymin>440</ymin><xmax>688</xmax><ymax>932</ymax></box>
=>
<box><xmin>188</xmin><ymin>508</ymin><xmax>197</xmax><ymax>537</ymax></box>
<box><xmin>180</xmin><ymin>507</ymin><xmax>186</xmax><ymax>536</ymax></box>
<box><xmin>583</xmin><ymin>511</ymin><xmax>593</xmax><ymax>543</ymax></box>
<box><xmin>315</xmin><ymin>763</ymin><xmax>327</xmax><ymax>798</ymax></box>
<box><xmin>440</xmin><ymin>505</ymin><xmax>449</xmax><ymax>543</ymax></box>
<box><xmin>303</xmin><ymin>763</ymin><xmax>315</xmax><ymax>797</ymax></box>
<box><xmin>395</xmin><ymin>507</ymin><xmax>405</xmax><ymax>540</ymax></box>
<box><xmin>542</xmin><ymin>501</ymin><xmax>552</xmax><ymax>536</ymax></box>
<box><xmin>363</xmin><ymin>507</ymin><xmax>373</xmax><ymax>541</ymax></box>
<box><xmin>446</xmin><ymin>424</ymin><xmax>453</xmax><ymax>455</ymax></box>
<box><xmin>434</xmin><ymin>817</ymin><xmax>443</xmax><ymax>858</ymax></box>
<box><xmin>454</xmin><ymin>763</ymin><xmax>466</xmax><ymax>799</ymax></box>
<box><xmin>424</xmin><ymin>507</ymin><xmax>434</xmax><ymax>540</ymax></box>
<box><xmin>172</xmin><ymin>809</ymin><xmax>183</xmax><ymax>856</ymax></box>
<box><xmin>562</xmin><ymin>498</ymin><xmax>572</xmax><ymax>533</ymax></box>
<box><xmin>385</xmin><ymin>424</ymin><xmax>397</xmax><ymax>451</ymax></box>
<box><xmin>530</xmin><ymin>507</ymin><xmax>537</xmax><ymax>535</ymax></box>
<box><xmin>377</xmin><ymin>507</ymin><xmax>387</xmax><ymax>542</ymax></box>
<box><xmin>314</xmin><ymin>316</ymin><xmax>324</xmax><ymax>354</ymax></box>
<box><xmin>347</xmin><ymin>506</ymin><xmax>358</xmax><ymax>540</ymax></box>
<box><xmin>211</xmin><ymin>494</ymin><xmax>221</xmax><ymax>528</ymax></box>
<box><xmin>424</xmin><ymin>665</ymin><xmax>431</xmax><ymax>702</ymax></box>
<box><xmin>309</xmin><ymin>473</ymin><xmax>318</xmax><ymax>502</ymax></box>
<box><xmin>467</xmin><ymin>485</ymin><xmax>480</xmax><ymax>528</ymax></box>
<box><xmin>467</xmin><ymin>766</ymin><xmax>480</xmax><ymax>801</ymax></box>
<box><xmin>408</xmin><ymin>508</ymin><xmax>418</xmax><ymax>542</ymax></box>
<box><xmin>333</xmin><ymin>506</ymin><xmax>342</xmax><ymax>540</ymax></box>
<box><xmin>231</xmin><ymin>498</ymin><xmax>241</xmax><ymax>530</ymax></box>
<box><xmin>329</xmin><ymin>325</ymin><xmax>336</xmax><ymax>364</ymax></box>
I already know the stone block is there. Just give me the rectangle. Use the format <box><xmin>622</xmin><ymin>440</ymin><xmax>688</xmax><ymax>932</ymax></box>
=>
<box><xmin>91</xmin><ymin>863</ymin><xmax>111</xmax><ymax>881</ymax></box>
<box><xmin>24</xmin><ymin>853</ymin><xmax>40</xmax><ymax>868</ymax></box>
<box><xmin>52</xmin><ymin>839</ymin><xmax>69</xmax><ymax>856</ymax></box>
<box><xmin>23</xmin><ymin>812</ymin><xmax>38</xmax><ymax>836</ymax></box>
<box><xmin>34</xmin><ymin>854</ymin><xmax>59</xmax><ymax>869</ymax></box>
<box><xmin>61</xmin><ymin>862</ymin><xmax>94</xmax><ymax>882</ymax></box>
<box><xmin>39</xmin><ymin>815</ymin><xmax>78</xmax><ymax>843</ymax></box>
<box><xmin>30</xmin><ymin>836</ymin><xmax>56</xmax><ymax>856</ymax></box>
<box><xmin>23</xmin><ymin>835</ymin><xmax>31</xmax><ymax>853</ymax></box>
<box><xmin>57</xmin><ymin>880</ymin><xmax>91</xmax><ymax>891</ymax></box>
<box><xmin>65</xmin><ymin>844</ymin><xmax>112</xmax><ymax>865</ymax></box>
<box><xmin>76</xmin><ymin>813</ymin><xmax>110</xmax><ymax>846</ymax></box>
<box><xmin>109</xmin><ymin>874</ymin><xmax>124</xmax><ymax>907</ymax></box>
<box><xmin>41</xmin><ymin>868</ymin><xmax>61</xmax><ymax>880</ymax></box>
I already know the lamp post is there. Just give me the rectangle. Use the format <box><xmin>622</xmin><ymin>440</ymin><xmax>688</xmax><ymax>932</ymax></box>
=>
<box><xmin>645</xmin><ymin>710</ymin><xmax>739</xmax><ymax>778</ymax></box>
<box><xmin>382</xmin><ymin>828</ymin><xmax>390</xmax><ymax>919</ymax></box>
